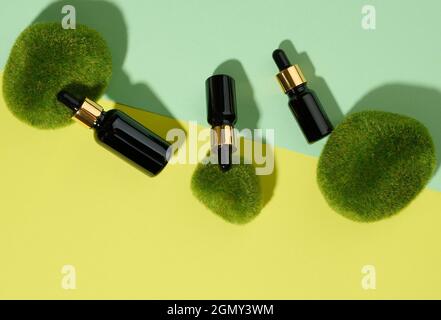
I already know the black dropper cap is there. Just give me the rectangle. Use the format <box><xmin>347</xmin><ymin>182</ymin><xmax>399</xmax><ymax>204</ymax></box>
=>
<box><xmin>273</xmin><ymin>49</ymin><xmax>291</xmax><ymax>71</ymax></box>
<box><xmin>217</xmin><ymin>144</ymin><xmax>233</xmax><ymax>172</ymax></box>
<box><xmin>57</xmin><ymin>91</ymin><xmax>83</xmax><ymax>112</ymax></box>
<box><xmin>206</xmin><ymin>75</ymin><xmax>237</xmax><ymax>172</ymax></box>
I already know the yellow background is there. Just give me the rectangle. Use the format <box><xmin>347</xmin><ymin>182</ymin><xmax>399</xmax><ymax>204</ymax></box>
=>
<box><xmin>1</xmin><ymin>73</ymin><xmax>441</xmax><ymax>299</ymax></box>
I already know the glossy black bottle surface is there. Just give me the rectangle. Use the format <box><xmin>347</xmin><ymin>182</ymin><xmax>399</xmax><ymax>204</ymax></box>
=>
<box><xmin>95</xmin><ymin>109</ymin><xmax>170</xmax><ymax>176</ymax></box>
<box><xmin>206</xmin><ymin>74</ymin><xmax>237</xmax><ymax>126</ymax></box>
<box><xmin>287</xmin><ymin>84</ymin><xmax>333</xmax><ymax>143</ymax></box>
<box><xmin>57</xmin><ymin>91</ymin><xmax>170</xmax><ymax>176</ymax></box>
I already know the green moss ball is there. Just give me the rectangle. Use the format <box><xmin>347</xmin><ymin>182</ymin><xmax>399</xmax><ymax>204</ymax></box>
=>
<box><xmin>3</xmin><ymin>22</ymin><xmax>112</xmax><ymax>128</ymax></box>
<box><xmin>317</xmin><ymin>111</ymin><xmax>436</xmax><ymax>222</ymax></box>
<box><xmin>191</xmin><ymin>161</ymin><xmax>263</xmax><ymax>224</ymax></box>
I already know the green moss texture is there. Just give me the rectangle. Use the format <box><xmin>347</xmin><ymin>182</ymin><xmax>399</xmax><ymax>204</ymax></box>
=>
<box><xmin>317</xmin><ymin>111</ymin><xmax>436</xmax><ymax>222</ymax></box>
<box><xmin>191</xmin><ymin>160</ymin><xmax>263</xmax><ymax>224</ymax></box>
<box><xmin>3</xmin><ymin>22</ymin><xmax>112</xmax><ymax>128</ymax></box>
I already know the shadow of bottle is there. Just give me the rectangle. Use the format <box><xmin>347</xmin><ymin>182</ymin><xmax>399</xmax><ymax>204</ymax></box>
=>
<box><xmin>213</xmin><ymin>60</ymin><xmax>277</xmax><ymax>207</ymax></box>
<box><xmin>33</xmin><ymin>0</ymin><xmax>183</xmax><ymax>137</ymax></box>
<box><xmin>349</xmin><ymin>83</ymin><xmax>441</xmax><ymax>175</ymax></box>
<box><xmin>278</xmin><ymin>39</ymin><xmax>344</xmax><ymax>127</ymax></box>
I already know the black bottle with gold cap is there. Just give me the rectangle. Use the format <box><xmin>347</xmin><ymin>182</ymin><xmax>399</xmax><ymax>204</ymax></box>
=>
<box><xmin>57</xmin><ymin>91</ymin><xmax>170</xmax><ymax>176</ymax></box>
<box><xmin>206</xmin><ymin>74</ymin><xmax>237</xmax><ymax>172</ymax></box>
<box><xmin>273</xmin><ymin>49</ymin><xmax>333</xmax><ymax>143</ymax></box>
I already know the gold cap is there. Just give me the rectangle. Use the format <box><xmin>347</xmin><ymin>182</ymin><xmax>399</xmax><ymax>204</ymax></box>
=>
<box><xmin>72</xmin><ymin>98</ymin><xmax>104</xmax><ymax>128</ymax></box>
<box><xmin>211</xmin><ymin>125</ymin><xmax>236</xmax><ymax>151</ymax></box>
<box><xmin>276</xmin><ymin>65</ymin><xmax>306</xmax><ymax>93</ymax></box>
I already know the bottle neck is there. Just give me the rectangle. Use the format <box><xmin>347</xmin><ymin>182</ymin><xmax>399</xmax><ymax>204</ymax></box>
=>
<box><xmin>71</xmin><ymin>98</ymin><xmax>105</xmax><ymax>128</ymax></box>
<box><xmin>287</xmin><ymin>83</ymin><xmax>308</xmax><ymax>97</ymax></box>
<box><xmin>93</xmin><ymin>110</ymin><xmax>108</xmax><ymax>129</ymax></box>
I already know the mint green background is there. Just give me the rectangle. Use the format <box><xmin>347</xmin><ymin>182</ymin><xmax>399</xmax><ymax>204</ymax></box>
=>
<box><xmin>2</xmin><ymin>0</ymin><xmax>441</xmax><ymax>190</ymax></box>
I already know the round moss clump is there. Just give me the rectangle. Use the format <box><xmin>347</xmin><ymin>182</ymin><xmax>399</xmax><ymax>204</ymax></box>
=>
<box><xmin>3</xmin><ymin>22</ymin><xmax>112</xmax><ymax>128</ymax></box>
<box><xmin>317</xmin><ymin>111</ymin><xmax>436</xmax><ymax>222</ymax></box>
<box><xmin>191</xmin><ymin>161</ymin><xmax>263</xmax><ymax>224</ymax></box>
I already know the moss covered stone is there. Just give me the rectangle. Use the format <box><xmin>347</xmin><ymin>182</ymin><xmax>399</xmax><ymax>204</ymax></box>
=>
<box><xmin>191</xmin><ymin>160</ymin><xmax>263</xmax><ymax>224</ymax></box>
<box><xmin>317</xmin><ymin>111</ymin><xmax>436</xmax><ymax>222</ymax></box>
<box><xmin>3</xmin><ymin>22</ymin><xmax>112</xmax><ymax>128</ymax></box>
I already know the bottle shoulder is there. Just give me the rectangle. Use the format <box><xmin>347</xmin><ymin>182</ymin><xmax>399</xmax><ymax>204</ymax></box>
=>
<box><xmin>95</xmin><ymin>109</ymin><xmax>123</xmax><ymax>128</ymax></box>
<box><xmin>288</xmin><ymin>85</ymin><xmax>318</xmax><ymax>100</ymax></box>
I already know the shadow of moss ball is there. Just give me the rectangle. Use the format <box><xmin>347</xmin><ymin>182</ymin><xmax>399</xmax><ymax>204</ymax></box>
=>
<box><xmin>317</xmin><ymin>111</ymin><xmax>436</xmax><ymax>222</ymax></box>
<box><xmin>3</xmin><ymin>22</ymin><xmax>112</xmax><ymax>128</ymax></box>
<box><xmin>191</xmin><ymin>161</ymin><xmax>263</xmax><ymax>224</ymax></box>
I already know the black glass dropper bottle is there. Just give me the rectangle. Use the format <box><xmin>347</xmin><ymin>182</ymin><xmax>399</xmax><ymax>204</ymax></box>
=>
<box><xmin>206</xmin><ymin>74</ymin><xmax>237</xmax><ymax>172</ymax></box>
<box><xmin>272</xmin><ymin>49</ymin><xmax>333</xmax><ymax>143</ymax></box>
<box><xmin>57</xmin><ymin>91</ymin><xmax>170</xmax><ymax>176</ymax></box>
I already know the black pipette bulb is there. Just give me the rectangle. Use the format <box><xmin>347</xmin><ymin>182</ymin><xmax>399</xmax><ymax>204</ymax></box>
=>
<box><xmin>57</xmin><ymin>90</ymin><xmax>81</xmax><ymax>112</ymax></box>
<box><xmin>273</xmin><ymin>49</ymin><xmax>291</xmax><ymax>71</ymax></box>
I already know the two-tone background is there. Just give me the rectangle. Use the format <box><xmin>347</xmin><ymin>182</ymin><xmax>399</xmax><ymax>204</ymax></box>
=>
<box><xmin>1</xmin><ymin>0</ymin><xmax>441</xmax><ymax>299</ymax></box>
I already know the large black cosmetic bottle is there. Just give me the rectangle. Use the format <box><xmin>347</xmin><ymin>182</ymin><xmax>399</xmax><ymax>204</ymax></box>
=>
<box><xmin>57</xmin><ymin>91</ymin><xmax>170</xmax><ymax>176</ymax></box>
